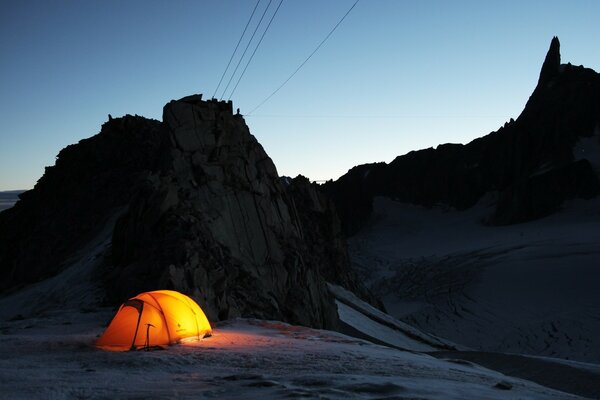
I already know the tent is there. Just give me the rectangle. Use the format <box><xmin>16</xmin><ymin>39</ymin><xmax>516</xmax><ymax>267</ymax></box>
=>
<box><xmin>96</xmin><ymin>290</ymin><xmax>212</xmax><ymax>351</ymax></box>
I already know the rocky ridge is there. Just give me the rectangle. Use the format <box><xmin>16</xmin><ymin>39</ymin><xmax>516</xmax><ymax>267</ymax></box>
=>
<box><xmin>0</xmin><ymin>95</ymin><xmax>376</xmax><ymax>329</ymax></box>
<box><xmin>323</xmin><ymin>37</ymin><xmax>600</xmax><ymax>234</ymax></box>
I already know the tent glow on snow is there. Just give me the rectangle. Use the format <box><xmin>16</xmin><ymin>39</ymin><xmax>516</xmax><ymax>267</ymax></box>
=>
<box><xmin>96</xmin><ymin>290</ymin><xmax>212</xmax><ymax>351</ymax></box>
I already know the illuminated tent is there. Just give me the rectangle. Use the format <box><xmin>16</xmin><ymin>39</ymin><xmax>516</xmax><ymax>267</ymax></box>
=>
<box><xmin>96</xmin><ymin>290</ymin><xmax>212</xmax><ymax>351</ymax></box>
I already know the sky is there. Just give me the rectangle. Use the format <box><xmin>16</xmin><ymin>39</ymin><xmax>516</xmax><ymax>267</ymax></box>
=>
<box><xmin>1</xmin><ymin>0</ymin><xmax>599</xmax><ymax>190</ymax></box>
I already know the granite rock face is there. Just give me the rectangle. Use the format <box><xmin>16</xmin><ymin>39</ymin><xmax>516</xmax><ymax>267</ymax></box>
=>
<box><xmin>108</xmin><ymin>96</ymin><xmax>353</xmax><ymax>327</ymax></box>
<box><xmin>0</xmin><ymin>95</ymin><xmax>375</xmax><ymax>329</ymax></box>
<box><xmin>323</xmin><ymin>37</ymin><xmax>600</xmax><ymax>233</ymax></box>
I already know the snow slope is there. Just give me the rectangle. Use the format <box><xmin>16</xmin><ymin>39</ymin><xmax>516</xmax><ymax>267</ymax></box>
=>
<box><xmin>349</xmin><ymin>195</ymin><xmax>600</xmax><ymax>363</ymax></box>
<box><xmin>0</xmin><ymin>211</ymin><xmax>117</xmax><ymax>321</ymax></box>
<box><xmin>0</xmin><ymin>221</ymin><xmax>584</xmax><ymax>399</ymax></box>
<box><xmin>0</xmin><ymin>313</ymin><xmax>581</xmax><ymax>399</ymax></box>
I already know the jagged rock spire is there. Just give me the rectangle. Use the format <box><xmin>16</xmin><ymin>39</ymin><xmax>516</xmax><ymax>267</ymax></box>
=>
<box><xmin>538</xmin><ymin>36</ymin><xmax>561</xmax><ymax>86</ymax></box>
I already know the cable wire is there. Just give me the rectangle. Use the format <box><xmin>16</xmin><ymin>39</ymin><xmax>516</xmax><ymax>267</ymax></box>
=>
<box><xmin>212</xmin><ymin>0</ymin><xmax>262</xmax><ymax>98</ymax></box>
<box><xmin>219</xmin><ymin>0</ymin><xmax>274</xmax><ymax>100</ymax></box>
<box><xmin>248</xmin><ymin>0</ymin><xmax>360</xmax><ymax>114</ymax></box>
<box><xmin>244</xmin><ymin>114</ymin><xmax>512</xmax><ymax>119</ymax></box>
<box><xmin>227</xmin><ymin>0</ymin><xmax>284</xmax><ymax>100</ymax></box>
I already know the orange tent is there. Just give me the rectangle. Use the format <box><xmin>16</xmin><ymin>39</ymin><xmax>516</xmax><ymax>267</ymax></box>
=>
<box><xmin>96</xmin><ymin>290</ymin><xmax>212</xmax><ymax>351</ymax></box>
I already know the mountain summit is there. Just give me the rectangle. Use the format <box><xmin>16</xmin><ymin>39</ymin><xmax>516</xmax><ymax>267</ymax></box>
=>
<box><xmin>323</xmin><ymin>37</ymin><xmax>600</xmax><ymax>234</ymax></box>
<box><xmin>0</xmin><ymin>95</ymin><xmax>376</xmax><ymax>328</ymax></box>
<box><xmin>538</xmin><ymin>36</ymin><xmax>561</xmax><ymax>85</ymax></box>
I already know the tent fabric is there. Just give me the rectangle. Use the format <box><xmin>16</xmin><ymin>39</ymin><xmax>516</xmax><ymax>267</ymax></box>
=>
<box><xmin>96</xmin><ymin>290</ymin><xmax>212</xmax><ymax>351</ymax></box>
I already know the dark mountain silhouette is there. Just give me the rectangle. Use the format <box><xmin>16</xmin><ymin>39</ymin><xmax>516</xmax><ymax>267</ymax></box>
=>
<box><xmin>0</xmin><ymin>95</ymin><xmax>378</xmax><ymax>328</ymax></box>
<box><xmin>322</xmin><ymin>37</ymin><xmax>600</xmax><ymax>234</ymax></box>
<box><xmin>0</xmin><ymin>191</ymin><xmax>25</xmax><ymax>211</ymax></box>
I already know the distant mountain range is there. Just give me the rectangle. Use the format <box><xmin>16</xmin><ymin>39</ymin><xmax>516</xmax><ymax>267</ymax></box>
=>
<box><xmin>330</xmin><ymin>37</ymin><xmax>600</xmax><ymax>364</ymax></box>
<box><xmin>322</xmin><ymin>37</ymin><xmax>600</xmax><ymax>234</ymax></box>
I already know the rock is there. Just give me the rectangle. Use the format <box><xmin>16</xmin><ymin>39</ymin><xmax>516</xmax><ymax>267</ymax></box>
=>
<box><xmin>283</xmin><ymin>176</ymin><xmax>381</xmax><ymax>308</ymax></box>
<box><xmin>108</xmin><ymin>98</ymin><xmax>347</xmax><ymax>327</ymax></box>
<box><xmin>0</xmin><ymin>115</ymin><xmax>167</xmax><ymax>292</ymax></box>
<box><xmin>493</xmin><ymin>159</ymin><xmax>600</xmax><ymax>224</ymax></box>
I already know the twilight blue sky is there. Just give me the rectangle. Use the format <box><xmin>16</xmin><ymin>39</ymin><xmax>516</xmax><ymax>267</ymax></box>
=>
<box><xmin>1</xmin><ymin>0</ymin><xmax>599</xmax><ymax>190</ymax></box>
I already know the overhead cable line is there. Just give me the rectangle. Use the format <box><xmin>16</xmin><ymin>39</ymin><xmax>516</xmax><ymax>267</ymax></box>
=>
<box><xmin>219</xmin><ymin>0</ymin><xmax>274</xmax><ymax>100</ymax></box>
<box><xmin>248</xmin><ymin>0</ymin><xmax>360</xmax><ymax>114</ymax></box>
<box><xmin>212</xmin><ymin>0</ymin><xmax>262</xmax><ymax>98</ymax></box>
<box><xmin>227</xmin><ymin>0</ymin><xmax>284</xmax><ymax>100</ymax></box>
<box><xmin>244</xmin><ymin>114</ymin><xmax>513</xmax><ymax>119</ymax></box>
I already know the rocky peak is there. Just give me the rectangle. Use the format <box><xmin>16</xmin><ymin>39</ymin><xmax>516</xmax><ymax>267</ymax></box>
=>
<box><xmin>537</xmin><ymin>36</ymin><xmax>561</xmax><ymax>86</ymax></box>
<box><xmin>323</xmin><ymin>37</ymin><xmax>600</xmax><ymax>232</ymax></box>
<box><xmin>107</xmin><ymin>95</ymin><xmax>379</xmax><ymax>327</ymax></box>
<box><xmin>0</xmin><ymin>94</ymin><xmax>378</xmax><ymax>329</ymax></box>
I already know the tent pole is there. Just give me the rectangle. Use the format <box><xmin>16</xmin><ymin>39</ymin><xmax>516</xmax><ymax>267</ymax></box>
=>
<box><xmin>130</xmin><ymin>304</ymin><xmax>144</xmax><ymax>351</ymax></box>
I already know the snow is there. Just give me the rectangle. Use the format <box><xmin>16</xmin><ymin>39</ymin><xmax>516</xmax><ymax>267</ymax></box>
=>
<box><xmin>529</xmin><ymin>354</ymin><xmax>600</xmax><ymax>375</ymax></box>
<box><xmin>330</xmin><ymin>283</ymin><xmax>461</xmax><ymax>351</ymax></box>
<box><xmin>0</xmin><ymin>314</ymin><xmax>580</xmax><ymax>399</ymax></box>
<box><xmin>1</xmin><ymin>186</ymin><xmax>599</xmax><ymax>397</ymax></box>
<box><xmin>432</xmin><ymin>351</ymin><xmax>600</xmax><ymax>399</ymax></box>
<box><xmin>349</xmin><ymin>195</ymin><xmax>600</xmax><ymax>363</ymax></box>
<box><xmin>336</xmin><ymin>300</ymin><xmax>436</xmax><ymax>352</ymax></box>
<box><xmin>0</xmin><ymin>211</ymin><xmax>584</xmax><ymax>399</ymax></box>
<box><xmin>0</xmin><ymin>212</ymin><xmax>117</xmax><ymax>321</ymax></box>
